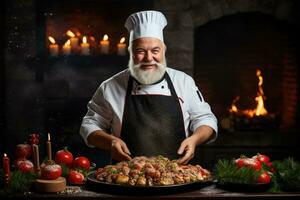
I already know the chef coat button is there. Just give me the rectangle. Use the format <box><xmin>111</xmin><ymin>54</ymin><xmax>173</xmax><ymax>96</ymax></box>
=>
<box><xmin>161</xmin><ymin>85</ymin><xmax>164</xmax><ymax>89</ymax></box>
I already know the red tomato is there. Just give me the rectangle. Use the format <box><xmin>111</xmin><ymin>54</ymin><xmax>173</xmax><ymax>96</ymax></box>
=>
<box><xmin>15</xmin><ymin>144</ymin><xmax>32</xmax><ymax>159</ymax></box>
<box><xmin>55</xmin><ymin>149</ymin><xmax>74</xmax><ymax>166</ymax></box>
<box><xmin>16</xmin><ymin>159</ymin><xmax>34</xmax><ymax>173</ymax></box>
<box><xmin>41</xmin><ymin>164</ymin><xmax>62</xmax><ymax>180</ymax></box>
<box><xmin>68</xmin><ymin>170</ymin><xmax>85</xmax><ymax>184</ymax></box>
<box><xmin>257</xmin><ymin>171</ymin><xmax>271</xmax><ymax>183</ymax></box>
<box><xmin>73</xmin><ymin>156</ymin><xmax>90</xmax><ymax>170</ymax></box>
<box><xmin>235</xmin><ymin>158</ymin><xmax>262</xmax><ymax>171</ymax></box>
<box><xmin>235</xmin><ymin>158</ymin><xmax>246</xmax><ymax>168</ymax></box>
<box><xmin>253</xmin><ymin>153</ymin><xmax>270</xmax><ymax>164</ymax></box>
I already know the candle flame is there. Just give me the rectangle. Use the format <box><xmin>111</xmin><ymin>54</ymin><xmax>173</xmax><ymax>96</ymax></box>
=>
<box><xmin>4</xmin><ymin>153</ymin><xmax>7</xmax><ymax>157</ymax></box>
<box><xmin>48</xmin><ymin>133</ymin><xmax>51</xmax><ymax>141</ymax></box>
<box><xmin>48</xmin><ymin>36</ymin><xmax>56</xmax><ymax>44</ymax></box>
<box><xmin>103</xmin><ymin>34</ymin><xmax>109</xmax><ymax>41</ymax></box>
<box><xmin>120</xmin><ymin>37</ymin><xmax>125</xmax><ymax>44</ymax></box>
<box><xmin>66</xmin><ymin>30</ymin><xmax>75</xmax><ymax>38</ymax></box>
<box><xmin>64</xmin><ymin>39</ymin><xmax>71</xmax><ymax>46</ymax></box>
<box><xmin>83</xmin><ymin>36</ymin><xmax>87</xmax><ymax>44</ymax></box>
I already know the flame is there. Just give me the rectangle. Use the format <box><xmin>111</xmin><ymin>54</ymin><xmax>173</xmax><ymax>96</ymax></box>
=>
<box><xmin>64</xmin><ymin>39</ymin><xmax>71</xmax><ymax>46</ymax></box>
<box><xmin>103</xmin><ymin>34</ymin><xmax>109</xmax><ymax>41</ymax></box>
<box><xmin>120</xmin><ymin>37</ymin><xmax>125</xmax><ymax>44</ymax></box>
<box><xmin>82</xmin><ymin>36</ymin><xmax>87</xmax><ymax>44</ymax></box>
<box><xmin>229</xmin><ymin>96</ymin><xmax>239</xmax><ymax>113</ymax></box>
<box><xmin>229</xmin><ymin>69</ymin><xmax>268</xmax><ymax>118</ymax></box>
<box><xmin>66</xmin><ymin>30</ymin><xmax>76</xmax><ymax>38</ymax></box>
<box><xmin>48</xmin><ymin>36</ymin><xmax>56</xmax><ymax>44</ymax></box>
<box><xmin>255</xmin><ymin>69</ymin><xmax>268</xmax><ymax>116</ymax></box>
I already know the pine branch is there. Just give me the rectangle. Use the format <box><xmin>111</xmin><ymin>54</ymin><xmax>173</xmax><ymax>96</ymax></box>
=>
<box><xmin>216</xmin><ymin>159</ymin><xmax>260</xmax><ymax>184</ymax></box>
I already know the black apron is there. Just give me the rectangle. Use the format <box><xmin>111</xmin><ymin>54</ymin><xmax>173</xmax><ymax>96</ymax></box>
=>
<box><xmin>120</xmin><ymin>72</ymin><xmax>186</xmax><ymax>159</ymax></box>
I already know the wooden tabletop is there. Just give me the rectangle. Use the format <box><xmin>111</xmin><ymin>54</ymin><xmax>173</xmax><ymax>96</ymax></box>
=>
<box><xmin>2</xmin><ymin>184</ymin><xmax>300</xmax><ymax>200</ymax></box>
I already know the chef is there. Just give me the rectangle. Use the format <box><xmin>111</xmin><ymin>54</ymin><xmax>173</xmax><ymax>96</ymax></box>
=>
<box><xmin>80</xmin><ymin>10</ymin><xmax>218</xmax><ymax>164</ymax></box>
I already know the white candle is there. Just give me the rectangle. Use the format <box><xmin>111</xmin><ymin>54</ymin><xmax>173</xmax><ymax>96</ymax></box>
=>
<box><xmin>117</xmin><ymin>37</ymin><xmax>126</xmax><ymax>56</ymax></box>
<box><xmin>66</xmin><ymin>30</ymin><xmax>79</xmax><ymax>51</ymax></box>
<box><xmin>62</xmin><ymin>40</ymin><xmax>71</xmax><ymax>56</ymax></box>
<box><xmin>70</xmin><ymin>37</ymin><xmax>79</xmax><ymax>51</ymax></box>
<box><xmin>81</xmin><ymin>36</ymin><xmax>90</xmax><ymax>55</ymax></box>
<box><xmin>100</xmin><ymin>34</ymin><xmax>109</xmax><ymax>54</ymax></box>
<box><xmin>48</xmin><ymin>36</ymin><xmax>59</xmax><ymax>57</ymax></box>
<box><xmin>46</xmin><ymin>133</ymin><xmax>52</xmax><ymax>161</ymax></box>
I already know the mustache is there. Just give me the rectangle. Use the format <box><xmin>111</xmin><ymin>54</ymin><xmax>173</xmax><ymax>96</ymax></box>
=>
<box><xmin>133</xmin><ymin>62</ymin><xmax>160</xmax><ymax>68</ymax></box>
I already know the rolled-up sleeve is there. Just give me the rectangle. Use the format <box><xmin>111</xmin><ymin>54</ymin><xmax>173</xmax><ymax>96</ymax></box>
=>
<box><xmin>80</xmin><ymin>84</ymin><xmax>113</xmax><ymax>147</ymax></box>
<box><xmin>186</xmin><ymin>77</ymin><xmax>218</xmax><ymax>143</ymax></box>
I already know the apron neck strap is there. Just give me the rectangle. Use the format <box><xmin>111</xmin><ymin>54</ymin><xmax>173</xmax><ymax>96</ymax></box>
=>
<box><xmin>127</xmin><ymin>72</ymin><xmax>179</xmax><ymax>99</ymax></box>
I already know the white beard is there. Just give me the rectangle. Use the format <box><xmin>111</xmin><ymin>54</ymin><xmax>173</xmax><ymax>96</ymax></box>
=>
<box><xmin>128</xmin><ymin>57</ymin><xmax>167</xmax><ymax>85</ymax></box>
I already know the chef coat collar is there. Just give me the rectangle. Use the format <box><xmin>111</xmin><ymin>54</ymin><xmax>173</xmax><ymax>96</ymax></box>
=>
<box><xmin>130</xmin><ymin>72</ymin><xmax>166</xmax><ymax>86</ymax></box>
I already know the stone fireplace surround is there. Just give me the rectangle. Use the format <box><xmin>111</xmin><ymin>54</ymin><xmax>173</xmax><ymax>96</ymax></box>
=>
<box><xmin>3</xmin><ymin>0</ymin><xmax>300</xmax><ymax>166</ymax></box>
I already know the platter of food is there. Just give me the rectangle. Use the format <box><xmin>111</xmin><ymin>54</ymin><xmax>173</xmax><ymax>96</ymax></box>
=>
<box><xmin>86</xmin><ymin>155</ymin><xmax>213</xmax><ymax>195</ymax></box>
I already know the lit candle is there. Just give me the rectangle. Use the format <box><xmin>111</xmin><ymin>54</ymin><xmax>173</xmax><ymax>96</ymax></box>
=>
<box><xmin>81</xmin><ymin>36</ymin><xmax>90</xmax><ymax>55</ymax></box>
<box><xmin>117</xmin><ymin>37</ymin><xmax>126</xmax><ymax>56</ymax></box>
<box><xmin>32</xmin><ymin>144</ymin><xmax>40</xmax><ymax>174</ymax></box>
<box><xmin>100</xmin><ymin>34</ymin><xmax>109</xmax><ymax>54</ymax></box>
<box><xmin>46</xmin><ymin>133</ymin><xmax>52</xmax><ymax>161</ymax></box>
<box><xmin>66</xmin><ymin>30</ymin><xmax>79</xmax><ymax>51</ymax></box>
<box><xmin>48</xmin><ymin>36</ymin><xmax>59</xmax><ymax>57</ymax></box>
<box><xmin>62</xmin><ymin>39</ymin><xmax>71</xmax><ymax>56</ymax></box>
<box><xmin>2</xmin><ymin>153</ymin><xmax>11</xmax><ymax>185</ymax></box>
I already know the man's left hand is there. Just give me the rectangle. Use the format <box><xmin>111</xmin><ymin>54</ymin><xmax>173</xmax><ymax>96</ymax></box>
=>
<box><xmin>176</xmin><ymin>136</ymin><xmax>197</xmax><ymax>164</ymax></box>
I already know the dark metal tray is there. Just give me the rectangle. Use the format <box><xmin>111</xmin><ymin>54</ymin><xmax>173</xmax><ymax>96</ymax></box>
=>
<box><xmin>86</xmin><ymin>171</ymin><xmax>214</xmax><ymax>195</ymax></box>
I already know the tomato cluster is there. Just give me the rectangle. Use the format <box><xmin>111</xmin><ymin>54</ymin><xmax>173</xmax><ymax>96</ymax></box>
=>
<box><xmin>235</xmin><ymin>153</ymin><xmax>273</xmax><ymax>184</ymax></box>
<box><xmin>54</xmin><ymin>148</ymin><xmax>91</xmax><ymax>184</ymax></box>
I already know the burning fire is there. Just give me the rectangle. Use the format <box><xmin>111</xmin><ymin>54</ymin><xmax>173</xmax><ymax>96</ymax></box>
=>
<box><xmin>229</xmin><ymin>69</ymin><xmax>268</xmax><ymax>117</ymax></box>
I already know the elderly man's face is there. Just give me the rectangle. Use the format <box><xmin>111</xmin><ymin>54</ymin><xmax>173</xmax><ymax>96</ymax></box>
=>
<box><xmin>129</xmin><ymin>38</ymin><xmax>167</xmax><ymax>85</ymax></box>
<box><xmin>132</xmin><ymin>37</ymin><xmax>165</xmax><ymax>71</ymax></box>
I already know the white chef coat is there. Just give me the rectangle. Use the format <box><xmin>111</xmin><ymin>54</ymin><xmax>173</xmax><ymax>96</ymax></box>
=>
<box><xmin>80</xmin><ymin>67</ymin><xmax>218</xmax><ymax>147</ymax></box>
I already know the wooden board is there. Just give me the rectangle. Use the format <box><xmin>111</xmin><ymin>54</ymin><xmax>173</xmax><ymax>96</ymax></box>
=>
<box><xmin>35</xmin><ymin>177</ymin><xmax>66</xmax><ymax>193</ymax></box>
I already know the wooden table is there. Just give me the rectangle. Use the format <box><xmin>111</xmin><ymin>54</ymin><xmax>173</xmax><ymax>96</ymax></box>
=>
<box><xmin>2</xmin><ymin>184</ymin><xmax>300</xmax><ymax>200</ymax></box>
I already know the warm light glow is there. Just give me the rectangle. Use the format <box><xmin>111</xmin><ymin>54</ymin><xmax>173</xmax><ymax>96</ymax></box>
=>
<box><xmin>103</xmin><ymin>34</ymin><xmax>109</xmax><ymax>41</ymax></box>
<box><xmin>48</xmin><ymin>36</ymin><xmax>56</xmax><ymax>44</ymax></box>
<box><xmin>66</xmin><ymin>30</ymin><xmax>76</xmax><ymax>38</ymax></box>
<box><xmin>120</xmin><ymin>37</ymin><xmax>125</xmax><ymax>44</ymax></box>
<box><xmin>229</xmin><ymin>96</ymin><xmax>239</xmax><ymax>113</ymax></box>
<box><xmin>4</xmin><ymin>153</ymin><xmax>7</xmax><ymax>157</ymax></box>
<box><xmin>229</xmin><ymin>69</ymin><xmax>268</xmax><ymax>118</ymax></box>
<box><xmin>64</xmin><ymin>39</ymin><xmax>71</xmax><ymax>46</ymax></box>
<box><xmin>82</xmin><ymin>36</ymin><xmax>87</xmax><ymax>44</ymax></box>
<box><xmin>47</xmin><ymin>133</ymin><xmax>51</xmax><ymax>141</ymax></box>
<box><xmin>254</xmin><ymin>69</ymin><xmax>268</xmax><ymax>116</ymax></box>
<box><xmin>76</xmin><ymin>31</ymin><xmax>81</xmax><ymax>37</ymax></box>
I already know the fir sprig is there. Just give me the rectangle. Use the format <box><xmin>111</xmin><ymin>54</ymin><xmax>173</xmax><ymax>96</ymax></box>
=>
<box><xmin>272</xmin><ymin>157</ymin><xmax>300</xmax><ymax>191</ymax></box>
<box><xmin>216</xmin><ymin>159</ymin><xmax>260</xmax><ymax>184</ymax></box>
<box><xmin>4</xmin><ymin>171</ymin><xmax>39</xmax><ymax>194</ymax></box>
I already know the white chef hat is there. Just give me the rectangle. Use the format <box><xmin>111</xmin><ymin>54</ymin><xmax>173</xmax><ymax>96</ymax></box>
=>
<box><xmin>125</xmin><ymin>10</ymin><xmax>167</xmax><ymax>43</ymax></box>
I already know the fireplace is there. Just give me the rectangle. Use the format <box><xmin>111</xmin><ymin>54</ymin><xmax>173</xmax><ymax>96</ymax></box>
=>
<box><xmin>3</xmin><ymin>0</ymin><xmax>300</xmax><ymax>167</ymax></box>
<box><xmin>194</xmin><ymin>12</ymin><xmax>299</xmax><ymax>132</ymax></box>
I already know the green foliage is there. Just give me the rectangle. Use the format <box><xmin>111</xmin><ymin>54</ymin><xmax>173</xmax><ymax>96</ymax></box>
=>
<box><xmin>216</xmin><ymin>159</ymin><xmax>260</xmax><ymax>184</ymax></box>
<box><xmin>60</xmin><ymin>163</ymin><xmax>70</xmax><ymax>178</ymax></box>
<box><xmin>272</xmin><ymin>157</ymin><xmax>300</xmax><ymax>191</ymax></box>
<box><xmin>4</xmin><ymin>171</ymin><xmax>39</xmax><ymax>194</ymax></box>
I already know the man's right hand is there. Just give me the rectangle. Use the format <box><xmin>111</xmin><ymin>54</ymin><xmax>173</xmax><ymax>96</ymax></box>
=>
<box><xmin>111</xmin><ymin>138</ymin><xmax>132</xmax><ymax>161</ymax></box>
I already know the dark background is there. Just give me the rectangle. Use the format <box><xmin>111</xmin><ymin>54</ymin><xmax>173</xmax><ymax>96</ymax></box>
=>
<box><xmin>2</xmin><ymin>0</ymin><xmax>300</xmax><ymax>168</ymax></box>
